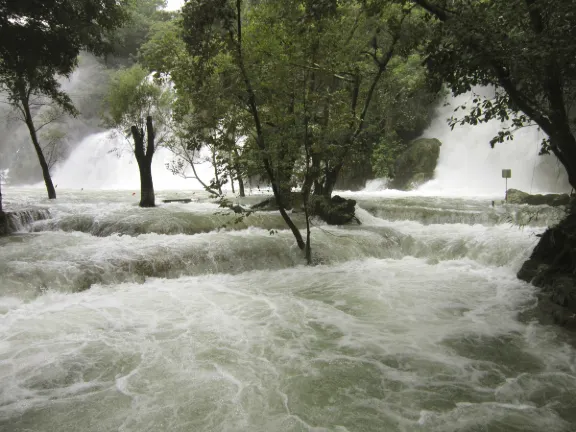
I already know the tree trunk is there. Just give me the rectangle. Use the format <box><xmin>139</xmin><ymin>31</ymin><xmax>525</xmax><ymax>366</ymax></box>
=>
<box><xmin>237</xmin><ymin>173</ymin><xmax>245</xmax><ymax>197</ymax></box>
<box><xmin>322</xmin><ymin>163</ymin><xmax>342</xmax><ymax>198</ymax></box>
<box><xmin>0</xmin><ymin>180</ymin><xmax>6</xmax><ymax>236</ymax></box>
<box><xmin>228</xmin><ymin>168</ymin><xmax>236</xmax><ymax>194</ymax></box>
<box><xmin>132</xmin><ymin>116</ymin><xmax>156</xmax><ymax>208</ymax></box>
<box><xmin>136</xmin><ymin>159</ymin><xmax>155</xmax><ymax>207</ymax></box>
<box><xmin>212</xmin><ymin>149</ymin><xmax>223</xmax><ymax>195</ymax></box>
<box><xmin>22</xmin><ymin>99</ymin><xmax>56</xmax><ymax>199</ymax></box>
<box><xmin>551</xmin><ymin>131</ymin><xmax>576</xmax><ymax>190</ymax></box>
<box><xmin>232</xmin><ymin>149</ymin><xmax>245</xmax><ymax>197</ymax></box>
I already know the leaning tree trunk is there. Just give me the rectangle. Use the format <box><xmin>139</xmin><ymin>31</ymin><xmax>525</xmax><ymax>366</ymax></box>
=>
<box><xmin>23</xmin><ymin>100</ymin><xmax>56</xmax><ymax>199</ymax></box>
<box><xmin>131</xmin><ymin>116</ymin><xmax>156</xmax><ymax>208</ymax></box>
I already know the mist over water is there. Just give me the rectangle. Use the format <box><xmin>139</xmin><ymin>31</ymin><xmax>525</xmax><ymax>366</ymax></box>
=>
<box><xmin>52</xmin><ymin>131</ymin><xmax>217</xmax><ymax>191</ymax></box>
<box><xmin>363</xmin><ymin>91</ymin><xmax>570</xmax><ymax>197</ymax></box>
<box><xmin>419</xmin><ymin>92</ymin><xmax>569</xmax><ymax>195</ymax></box>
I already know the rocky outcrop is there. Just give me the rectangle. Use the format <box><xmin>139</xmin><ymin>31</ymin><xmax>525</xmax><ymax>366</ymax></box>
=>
<box><xmin>518</xmin><ymin>203</ymin><xmax>576</xmax><ymax>330</ymax></box>
<box><xmin>389</xmin><ymin>138</ymin><xmax>442</xmax><ymax>190</ymax></box>
<box><xmin>506</xmin><ymin>189</ymin><xmax>570</xmax><ymax>207</ymax></box>
<box><xmin>252</xmin><ymin>193</ymin><xmax>357</xmax><ymax>225</ymax></box>
<box><xmin>251</xmin><ymin>193</ymin><xmax>303</xmax><ymax>212</ymax></box>
<box><xmin>0</xmin><ymin>211</ymin><xmax>7</xmax><ymax>236</ymax></box>
<box><xmin>310</xmin><ymin>195</ymin><xmax>357</xmax><ymax>225</ymax></box>
<box><xmin>2</xmin><ymin>209</ymin><xmax>52</xmax><ymax>234</ymax></box>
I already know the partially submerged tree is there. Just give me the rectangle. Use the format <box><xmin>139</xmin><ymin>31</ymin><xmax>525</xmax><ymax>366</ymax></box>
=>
<box><xmin>141</xmin><ymin>0</ymin><xmax>431</xmax><ymax>262</ymax></box>
<box><xmin>408</xmin><ymin>0</ymin><xmax>576</xmax><ymax>188</ymax></box>
<box><xmin>0</xmin><ymin>0</ymin><xmax>130</xmax><ymax>199</ymax></box>
<box><xmin>105</xmin><ymin>64</ymin><xmax>173</xmax><ymax>207</ymax></box>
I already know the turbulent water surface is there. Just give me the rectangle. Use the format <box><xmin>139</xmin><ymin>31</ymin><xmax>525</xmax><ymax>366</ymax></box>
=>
<box><xmin>1</xmin><ymin>188</ymin><xmax>575</xmax><ymax>432</ymax></box>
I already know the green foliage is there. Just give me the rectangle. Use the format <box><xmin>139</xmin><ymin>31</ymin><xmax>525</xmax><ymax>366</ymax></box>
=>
<box><xmin>110</xmin><ymin>0</ymin><xmax>175</xmax><ymax>65</ymax></box>
<box><xmin>104</xmin><ymin>64</ymin><xmax>173</xmax><ymax>140</ymax></box>
<box><xmin>0</xmin><ymin>0</ymin><xmax>130</xmax><ymax>113</ymax></box>
<box><xmin>409</xmin><ymin>0</ymin><xmax>576</xmax><ymax>186</ymax></box>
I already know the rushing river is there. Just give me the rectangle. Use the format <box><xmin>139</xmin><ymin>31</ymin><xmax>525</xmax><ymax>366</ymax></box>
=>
<box><xmin>1</xmin><ymin>188</ymin><xmax>575</xmax><ymax>432</ymax></box>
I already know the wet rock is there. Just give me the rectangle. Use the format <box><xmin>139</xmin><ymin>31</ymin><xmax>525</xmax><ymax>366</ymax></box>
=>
<box><xmin>251</xmin><ymin>193</ymin><xmax>303</xmax><ymax>211</ymax></box>
<box><xmin>2</xmin><ymin>208</ymin><xmax>52</xmax><ymax>234</ymax></box>
<box><xmin>389</xmin><ymin>138</ymin><xmax>442</xmax><ymax>190</ymax></box>
<box><xmin>506</xmin><ymin>189</ymin><xmax>570</xmax><ymax>207</ymax></box>
<box><xmin>252</xmin><ymin>193</ymin><xmax>357</xmax><ymax>225</ymax></box>
<box><xmin>219</xmin><ymin>198</ymin><xmax>249</xmax><ymax>214</ymax></box>
<box><xmin>518</xmin><ymin>204</ymin><xmax>576</xmax><ymax>330</ymax></box>
<box><xmin>0</xmin><ymin>211</ymin><xmax>7</xmax><ymax>236</ymax></box>
<box><xmin>311</xmin><ymin>195</ymin><xmax>357</xmax><ymax>225</ymax></box>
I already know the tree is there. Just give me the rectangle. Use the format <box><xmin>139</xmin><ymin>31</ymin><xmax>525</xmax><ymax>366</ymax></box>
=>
<box><xmin>109</xmin><ymin>0</ymin><xmax>175</xmax><ymax>65</ymax></box>
<box><xmin>104</xmin><ymin>64</ymin><xmax>173</xmax><ymax>207</ymax></box>
<box><xmin>181</xmin><ymin>0</ymin><xmax>308</xmax><ymax>251</ymax></box>
<box><xmin>174</xmin><ymin>0</ymin><xmax>428</xmax><ymax>261</ymax></box>
<box><xmin>0</xmin><ymin>0</ymin><xmax>130</xmax><ymax>199</ymax></box>
<box><xmin>408</xmin><ymin>0</ymin><xmax>576</xmax><ymax>188</ymax></box>
<box><xmin>144</xmin><ymin>1</ymin><xmax>430</xmax><ymax>261</ymax></box>
<box><xmin>0</xmin><ymin>173</ymin><xmax>6</xmax><ymax>235</ymax></box>
<box><xmin>142</xmin><ymin>18</ymin><xmax>250</xmax><ymax>197</ymax></box>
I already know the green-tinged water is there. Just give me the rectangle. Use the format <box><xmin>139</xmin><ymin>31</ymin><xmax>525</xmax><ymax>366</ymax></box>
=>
<box><xmin>0</xmin><ymin>188</ymin><xmax>574</xmax><ymax>432</ymax></box>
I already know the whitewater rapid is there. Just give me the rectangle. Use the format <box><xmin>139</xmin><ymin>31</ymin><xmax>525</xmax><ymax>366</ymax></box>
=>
<box><xmin>1</xmin><ymin>188</ymin><xmax>575</xmax><ymax>432</ymax></box>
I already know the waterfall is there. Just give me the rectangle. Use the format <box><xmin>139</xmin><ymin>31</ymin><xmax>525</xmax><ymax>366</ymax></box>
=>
<box><xmin>418</xmin><ymin>91</ymin><xmax>570</xmax><ymax>195</ymax></box>
<box><xmin>52</xmin><ymin>131</ymin><xmax>219</xmax><ymax>191</ymax></box>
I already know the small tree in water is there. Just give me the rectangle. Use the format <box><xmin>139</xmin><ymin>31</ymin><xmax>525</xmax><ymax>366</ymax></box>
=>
<box><xmin>105</xmin><ymin>65</ymin><xmax>173</xmax><ymax>207</ymax></box>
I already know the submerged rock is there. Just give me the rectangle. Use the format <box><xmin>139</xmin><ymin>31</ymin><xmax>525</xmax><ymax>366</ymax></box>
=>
<box><xmin>506</xmin><ymin>189</ymin><xmax>570</xmax><ymax>207</ymax></box>
<box><xmin>518</xmin><ymin>204</ymin><xmax>576</xmax><ymax>330</ymax></box>
<box><xmin>389</xmin><ymin>138</ymin><xmax>442</xmax><ymax>190</ymax></box>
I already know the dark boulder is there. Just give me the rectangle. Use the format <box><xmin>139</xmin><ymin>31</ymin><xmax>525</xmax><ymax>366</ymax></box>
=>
<box><xmin>251</xmin><ymin>193</ymin><xmax>357</xmax><ymax>225</ymax></box>
<box><xmin>518</xmin><ymin>204</ymin><xmax>576</xmax><ymax>330</ymax></box>
<box><xmin>506</xmin><ymin>188</ymin><xmax>570</xmax><ymax>207</ymax></box>
<box><xmin>251</xmin><ymin>193</ymin><xmax>304</xmax><ymax>211</ymax></box>
<box><xmin>0</xmin><ymin>211</ymin><xmax>7</xmax><ymax>236</ymax></box>
<box><xmin>389</xmin><ymin>138</ymin><xmax>442</xmax><ymax>190</ymax></box>
<box><xmin>311</xmin><ymin>195</ymin><xmax>357</xmax><ymax>225</ymax></box>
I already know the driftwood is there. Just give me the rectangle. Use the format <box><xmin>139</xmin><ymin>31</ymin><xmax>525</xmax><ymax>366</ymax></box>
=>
<box><xmin>162</xmin><ymin>199</ymin><xmax>193</xmax><ymax>203</ymax></box>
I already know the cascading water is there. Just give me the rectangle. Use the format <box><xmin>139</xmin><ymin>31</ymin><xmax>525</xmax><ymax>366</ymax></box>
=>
<box><xmin>419</xmin><ymin>91</ymin><xmax>569</xmax><ymax>195</ymax></box>
<box><xmin>51</xmin><ymin>131</ymin><xmax>220</xmax><ymax>191</ymax></box>
<box><xmin>364</xmin><ymin>90</ymin><xmax>570</xmax><ymax>196</ymax></box>
<box><xmin>1</xmin><ymin>188</ymin><xmax>575</xmax><ymax>432</ymax></box>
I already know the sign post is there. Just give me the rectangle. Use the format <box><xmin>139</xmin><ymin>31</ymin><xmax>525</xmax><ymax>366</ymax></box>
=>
<box><xmin>502</xmin><ymin>169</ymin><xmax>511</xmax><ymax>201</ymax></box>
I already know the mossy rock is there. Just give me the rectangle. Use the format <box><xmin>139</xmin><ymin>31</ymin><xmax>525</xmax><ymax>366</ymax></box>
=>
<box><xmin>390</xmin><ymin>138</ymin><xmax>442</xmax><ymax>190</ymax></box>
<box><xmin>506</xmin><ymin>188</ymin><xmax>570</xmax><ymax>207</ymax></box>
